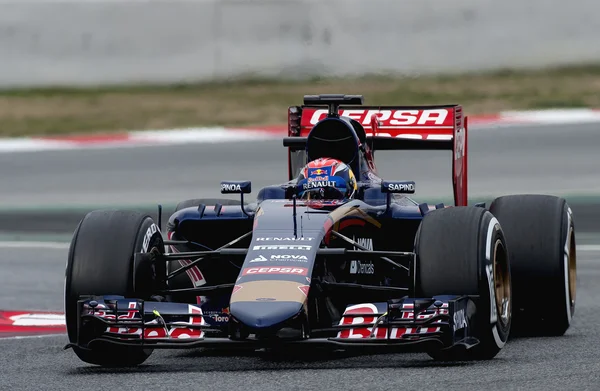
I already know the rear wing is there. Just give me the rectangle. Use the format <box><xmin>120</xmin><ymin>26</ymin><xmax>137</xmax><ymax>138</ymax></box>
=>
<box><xmin>286</xmin><ymin>100</ymin><xmax>468</xmax><ymax>206</ymax></box>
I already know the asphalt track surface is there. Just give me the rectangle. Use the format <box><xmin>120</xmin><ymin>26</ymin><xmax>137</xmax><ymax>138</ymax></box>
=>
<box><xmin>0</xmin><ymin>245</ymin><xmax>599</xmax><ymax>390</ymax></box>
<box><xmin>1</xmin><ymin>122</ymin><xmax>599</xmax><ymax>209</ymax></box>
<box><xmin>1</xmin><ymin>122</ymin><xmax>600</xmax><ymax>389</ymax></box>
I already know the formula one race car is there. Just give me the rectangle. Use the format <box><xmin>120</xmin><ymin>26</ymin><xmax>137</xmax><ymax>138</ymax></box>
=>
<box><xmin>65</xmin><ymin>95</ymin><xmax>577</xmax><ymax>367</ymax></box>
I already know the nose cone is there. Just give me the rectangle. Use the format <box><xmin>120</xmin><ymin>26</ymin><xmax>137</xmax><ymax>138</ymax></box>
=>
<box><xmin>230</xmin><ymin>301</ymin><xmax>303</xmax><ymax>329</ymax></box>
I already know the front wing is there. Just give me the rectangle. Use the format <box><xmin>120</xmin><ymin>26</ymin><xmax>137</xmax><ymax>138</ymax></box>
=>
<box><xmin>65</xmin><ymin>294</ymin><xmax>478</xmax><ymax>353</ymax></box>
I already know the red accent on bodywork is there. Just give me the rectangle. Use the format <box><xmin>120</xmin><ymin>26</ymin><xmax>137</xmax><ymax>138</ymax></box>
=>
<box><xmin>452</xmin><ymin>114</ymin><xmax>468</xmax><ymax>206</ymax></box>
<box><xmin>337</xmin><ymin>304</ymin><xmax>385</xmax><ymax>339</ymax></box>
<box><xmin>232</xmin><ymin>285</ymin><xmax>243</xmax><ymax>295</ymax></box>
<box><xmin>167</xmin><ymin>231</ymin><xmax>207</xmax><ymax>305</ymax></box>
<box><xmin>298</xmin><ymin>285</ymin><xmax>310</xmax><ymax>297</ymax></box>
<box><xmin>339</xmin><ymin>218</ymin><xmax>366</xmax><ymax>231</ymax></box>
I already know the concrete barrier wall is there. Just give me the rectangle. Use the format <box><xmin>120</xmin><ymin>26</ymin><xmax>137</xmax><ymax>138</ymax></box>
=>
<box><xmin>1</xmin><ymin>0</ymin><xmax>599</xmax><ymax>88</ymax></box>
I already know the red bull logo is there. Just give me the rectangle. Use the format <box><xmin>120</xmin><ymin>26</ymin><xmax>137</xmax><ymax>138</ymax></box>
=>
<box><xmin>308</xmin><ymin>175</ymin><xmax>329</xmax><ymax>182</ymax></box>
<box><xmin>310</xmin><ymin>168</ymin><xmax>327</xmax><ymax>176</ymax></box>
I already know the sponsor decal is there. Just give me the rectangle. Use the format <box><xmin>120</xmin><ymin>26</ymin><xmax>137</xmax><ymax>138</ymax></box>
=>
<box><xmin>350</xmin><ymin>260</ymin><xmax>375</xmax><ymax>274</ymax></box>
<box><xmin>209</xmin><ymin>314</ymin><xmax>229</xmax><ymax>322</ymax></box>
<box><xmin>221</xmin><ymin>181</ymin><xmax>251</xmax><ymax>194</ymax></box>
<box><xmin>308</xmin><ymin>175</ymin><xmax>329</xmax><ymax>182</ymax></box>
<box><xmin>142</xmin><ymin>223</ymin><xmax>158</xmax><ymax>253</ymax></box>
<box><xmin>386</xmin><ymin>182</ymin><xmax>415</xmax><ymax>193</ymax></box>
<box><xmin>309</xmin><ymin>108</ymin><xmax>450</xmax><ymax>127</ymax></box>
<box><xmin>353</xmin><ymin>237</ymin><xmax>373</xmax><ymax>250</ymax></box>
<box><xmin>336</xmin><ymin>302</ymin><xmax>445</xmax><ymax>339</ymax></box>
<box><xmin>309</xmin><ymin>168</ymin><xmax>328</xmax><ymax>176</ymax></box>
<box><xmin>253</xmin><ymin>245</ymin><xmax>311</xmax><ymax>250</ymax></box>
<box><xmin>255</xmin><ymin>237</ymin><xmax>314</xmax><ymax>241</ymax></box>
<box><xmin>453</xmin><ymin>308</ymin><xmax>468</xmax><ymax>331</ymax></box>
<box><xmin>270</xmin><ymin>254</ymin><xmax>308</xmax><ymax>261</ymax></box>
<box><xmin>250</xmin><ymin>254</ymin><xmax>309</xmax><ymax>263</ymax></box>
<box><xmin>250</xmin><ymin>255</ymin><xmax>268</xmax><ymax>262</ymax></box>
<box><xmin>242</xmin><ymin>267</ymin><xmax>308</xmax><ymax>276</ymax></box>
<box><xmin>205</xmin><ymin>308</ymin><xmax>230</xmax><ymax>323</ymax></box>
<box><xmin>303</xmin><ymin>181</ymin><xmax>336</xmax><ymax>190</ymax></box>
<box><xmin>337</xmin><ymin>303</ymin><xmax>387</xmax><ymax>339</ymax></box>
<box><xmin>221</xmin><ymin>183</ymin><xmax>241</xmax><ymax>192</ymax></box>
<box><xmin>350</xmin><ymin>237</ymin><xmax>375</xmax><ymax>274</ymax></box>
<box><xmin>94</xmin><ymin>303</ymin><xmax>206</xmax><ymax>340</ymax></box>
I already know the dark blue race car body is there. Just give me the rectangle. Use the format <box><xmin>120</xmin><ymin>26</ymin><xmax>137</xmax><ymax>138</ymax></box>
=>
<box><xmin>68</xmin><ymin>95</ymin><xmax>493</xmax><ymax>356</ymax></box>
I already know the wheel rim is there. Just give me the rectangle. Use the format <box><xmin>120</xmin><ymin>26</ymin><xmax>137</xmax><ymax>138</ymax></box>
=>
<box><xmin>568</xmin><ymin>228</ymin><xmax>577</xmax><ymax>310</ymax></box>
<box><xmin>493</xmin><ymin>239</ymin><xmax>511</xmax><ymax>326</ymax></box>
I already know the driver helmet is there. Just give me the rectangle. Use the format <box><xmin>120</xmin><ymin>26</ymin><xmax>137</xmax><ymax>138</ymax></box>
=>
<box><xmin>296</xmin><ymin>158</ymin><xmax>357</xmax><ymax>200</ymax></box>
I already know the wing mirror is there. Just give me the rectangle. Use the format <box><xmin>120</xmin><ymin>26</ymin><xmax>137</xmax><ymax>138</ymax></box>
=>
<box><xmin>381</xmin><ymin>181</ymin><xmax>416</xmax><ymax>214</ymax></box>
<box><xmin>220</xmin><ymin>181</ymin><xmax>251</xmax><ymax>194</ymax></box>
<box><xmin>381</xmin><ymin>181</ymin><xmax>415</xmax><ymax>194</ymax></box>
<box><xmin>220</xmin><ymin>181</ymin><xmax>252</xmax><ymax>217</ymax></box>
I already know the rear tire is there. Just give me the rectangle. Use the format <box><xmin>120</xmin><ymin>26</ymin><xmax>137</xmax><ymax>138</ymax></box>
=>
<box><xmin>415</xmin><ymin>207</ymin><xmax>512</xmax><ymax>360</ymax></box>
<box><xmin>65</xmin><ymin>210</ymin><xmax>164</xmax><ymax>367</ymax></box>
<box><xmin>489</xmin><ymin>195</ymin><xmax>576</xmax><ymax>336</ymax></box>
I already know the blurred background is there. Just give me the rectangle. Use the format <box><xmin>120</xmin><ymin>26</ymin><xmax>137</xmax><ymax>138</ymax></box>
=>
<box><xmin>1</xmin><ymin>0</ymin><xmax>600</xmax><ymax>380</ymax></box>
<box><xmin>1</xmin><ymin>0</ymin><xmax>599</xmax><ymax>237</ymax></box>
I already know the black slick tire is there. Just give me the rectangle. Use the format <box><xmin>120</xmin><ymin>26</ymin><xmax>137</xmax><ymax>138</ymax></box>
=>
<box><xmin>489</xmin><ymin>195</ymin><xmax>576</xmax><ymax>336</ymax></box>
<box><xmin>65</xmin><ymin>210</ymin><xmax>164</xmax><ymax>367</ymax></box>
<box><xmin>415</xmin><ymin>206</ymin><xmax>512</xmax><ymax>360</ymax></box>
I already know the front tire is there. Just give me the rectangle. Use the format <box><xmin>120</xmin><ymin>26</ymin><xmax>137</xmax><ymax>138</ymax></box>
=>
<box><xmin>65</xmin><ymin>210</ymin><xmax>164</xmax><ymax>367</ymax></box>
<box><xmin>415</xmin><ymin>206</ymin><xmax>512</xmax><ymax>360</ymax></box>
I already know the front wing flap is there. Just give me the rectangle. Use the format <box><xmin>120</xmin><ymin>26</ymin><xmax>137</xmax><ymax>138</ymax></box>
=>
<box><xmin>68</xmin><ymin>296</ymin><xmax>210</xmax><ymax>350</ymax></box>
<box><xmin>330</xmin><ymin>295</ymin><xmax>477</xmax><ymax>349</ymax></box>
<box><xmin>67</xmin><ymin>294</ymin><xmax>477</xmax><ymax>352</ymax></box>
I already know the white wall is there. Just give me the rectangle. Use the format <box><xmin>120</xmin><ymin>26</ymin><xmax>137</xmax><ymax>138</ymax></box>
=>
<box><xmin>1</xmin><ymin>0</ymin><xmax>599</xmax><ymax>88</ymax></box>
